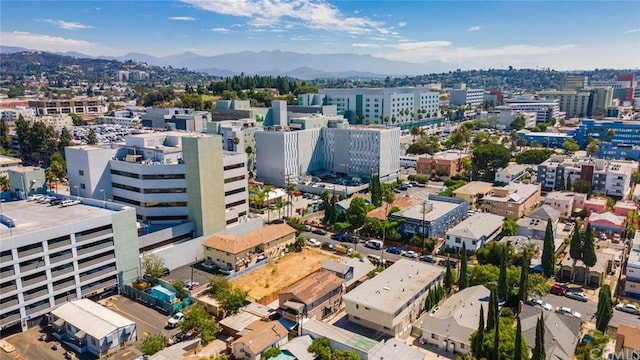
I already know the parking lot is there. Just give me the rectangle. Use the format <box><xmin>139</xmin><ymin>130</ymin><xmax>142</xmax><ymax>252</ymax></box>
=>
<box><xmin>160</xmin><ymin>259</ymin><xmax>217</xmax><ymax>292</ymax></box>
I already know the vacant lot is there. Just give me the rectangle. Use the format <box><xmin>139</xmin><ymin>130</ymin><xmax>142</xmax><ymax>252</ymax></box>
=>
<box><xmin>231</xmin><ymin>248</ymin><xmax>339</xmax><ymax>302</ymax></box>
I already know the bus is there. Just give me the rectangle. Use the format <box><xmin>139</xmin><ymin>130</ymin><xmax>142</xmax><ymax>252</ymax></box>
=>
<box><xmin>400</xmin><ymin>156</ymin><xmax>418</xmax><ymax>168</ymax></box>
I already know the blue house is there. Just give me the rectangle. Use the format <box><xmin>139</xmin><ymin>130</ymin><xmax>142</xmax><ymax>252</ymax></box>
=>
<box><xmin>389</xmin><ymin>194</ymin><xmax>468</xmax><ymax>239</ymax></box>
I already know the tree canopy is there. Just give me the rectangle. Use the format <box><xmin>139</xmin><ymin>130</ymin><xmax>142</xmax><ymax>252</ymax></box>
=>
<box><xmin>515</xmin><ymin>149</ymin><xmax>556</xmax><ymax>165</ymax></box>
<box><xmin>472</xmin><ymin>144</ymin><xmax>511</xmax><ymax>182</ymax></box>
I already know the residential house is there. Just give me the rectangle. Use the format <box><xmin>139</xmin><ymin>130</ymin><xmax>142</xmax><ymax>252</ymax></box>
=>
<box><xmin>624</xmin><ymin>232</ymin><xmax>640</xmax><ymax>299</ymax></box>
<box><xmin>321</xmin><ymin>258</ymin><xmax>375</xmax><ymax>291</ymax></box>
<box><xmin>279</xmin><ymin>271</ymin><xmax>344</xmax><ymax>322</ymax></box>
<box><xmin>420</xmin><ymin>285</ymin><xmax>490</xmax><ymax>356</ymax></box>
<box><xmin>543</xmin><ymin>191</ymin><xmax>586</xmax><ymax>218</ymax></box>
<box><xmin>416</xmin><ymin>150</ymin><xmax>472</xmax><ymax>178</ymax></box>
<box><xmin>444</xmin><ymin>213</ymin><xmax>504</xmax><ymax>252</ymax></box>
<box><xmin>278</xmin><ymin>335</ymin><xmax>315</xmax><ymax>360</ymax></box>
<box><xmin>389</xmin><ymin>194</ymin><xmax>468</xmax><ymax>239</ymax></box>
<box><xmin>202</xmin><ymin>224</ymin><xmax>296</xmax><ymax>272</ymax></box>
<box><xmin>517</xmin><ymin>205</ymin><xmax>561</xmax><ymax>239</ymax></box>
<box><xmin>613</xmin><ymin>201</ymin><xmax>637</xmax><ymax>217</ymax></box>
<box><xmin>0</xmin><ymin>155</ymin><xmax>21</xmax><ymax>178</ymax></box>
<box><xmin>452</xmin><ymin>181</ymin><xmax>493</xmax><ymax>209</ymax></box>
<box><xmin>614</xmin><ymin>325</ymin><xmax>640</xmax><ymax>360</ymax></box>
<box><xmin>495</xmin><ymin>164</ymin><xmax>533</xmax><ymax>185</ymax></box>
<box><xmin>232</xmin><ymin>320</ymin><xmax>288</xmax><ymax>360</ymax></box>
<box><xmin>559</xmin><ymin>252</ymin><xmax>613</xmax><ymax>287</ymax></box>
<box><xmin>520</xmin><ymin>305</ymin><xmax>581</xmax><ymax>360</ymax></box>
<box><xmin>585</xmin><ymin>211</ymin><xmax>626</xmax><ymax>237</ymax></box>
<box><xmin>583</xmin><ymin>197</ymin><xmax>608</xmax><ymax>215</ymax></box>
<box><xmin>50</xmin><ymin>299</ymin><xmax>137</xmax><ymax>357</ymax></box>
<box><xmin>368</xmin><ymin>338</ymin><xmax>426</xmax><ymax>360</ymax></box>
<box><xmin>342</xmin><ymin>259</ymin><xmax>443</xmax><ymax>338</ymax></box>
<box><xmin>480</xmin><ymin>183</ymin><xmax>542</xmax><ymax>219</ymax></box>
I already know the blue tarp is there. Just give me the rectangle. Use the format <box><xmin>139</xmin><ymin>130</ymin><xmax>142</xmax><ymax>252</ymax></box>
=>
<box><xmin>278</xmin><ymin>317</ymin><xmax>297</xmax><ymax>331</ymax></box>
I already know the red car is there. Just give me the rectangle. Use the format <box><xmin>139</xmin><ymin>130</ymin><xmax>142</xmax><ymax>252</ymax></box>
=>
<box><xmin>550</xmin><ymin>284</ymin><xmax>567</xmax><ymax>296</ymax></box>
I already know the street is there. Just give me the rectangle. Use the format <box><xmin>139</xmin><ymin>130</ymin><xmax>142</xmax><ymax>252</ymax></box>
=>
<box><xmin>541</xmin><ymin>293</ymin><xmax>639</xmax><ymax>328</ymax></box>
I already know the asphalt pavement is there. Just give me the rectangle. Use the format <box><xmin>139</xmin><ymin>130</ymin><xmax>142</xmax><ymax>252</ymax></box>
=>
<box><xmin>541</xmin><ymin>293</ymin><xmax>639</xmax><ymax>328</ymax></box>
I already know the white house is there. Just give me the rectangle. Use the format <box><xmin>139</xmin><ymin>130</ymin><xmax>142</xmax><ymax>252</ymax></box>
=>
<box><xmin>445</xmin><ymin>213</ymin><xmax>504</xmax><ymax>252</ymax></box>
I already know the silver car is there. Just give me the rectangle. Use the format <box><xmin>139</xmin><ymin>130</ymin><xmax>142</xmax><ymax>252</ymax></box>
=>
<box><xmin>566</xmin><ymin>291</ymin><xmax>588</xmax><ymax>302</ymax></box>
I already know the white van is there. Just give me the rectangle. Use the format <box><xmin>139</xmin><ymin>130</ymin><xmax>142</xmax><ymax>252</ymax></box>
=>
<box><xmin>364</xmin><ymin>240</ymin><xmax>383</xmax><ymax>250</ymax></box>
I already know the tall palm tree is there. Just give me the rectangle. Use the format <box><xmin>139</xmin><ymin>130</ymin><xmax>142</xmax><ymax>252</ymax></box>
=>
<box><xmin>285</xmin><ymin>181</ymin><xmax>297</xmax><ymax>218</ymax></box>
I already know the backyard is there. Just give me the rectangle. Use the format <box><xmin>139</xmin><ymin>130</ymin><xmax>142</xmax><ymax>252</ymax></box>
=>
<box><xmin>231</xmin><ymin>248</ymin><xmax>339</xmax><ymax>303</ymax></box>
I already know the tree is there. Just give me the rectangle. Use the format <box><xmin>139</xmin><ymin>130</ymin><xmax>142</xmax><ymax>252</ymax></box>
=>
<box><xmin>595</xmin><ymin>284</ymin><xmax>613</xmax><ymax>333</ymax></box>
<box><xmin>209</xmin><ymin>275</ymin><xmax>248</xmax><ymax>314</ymax></box>
<box><xmin>514</xmin><ymin>317</ymin><xmax>523</xmax><ymax>360</ymax></box>
<box><xmin>58</xmin><ymin>127</ymin><xmax>74</xmax><ymax>153</ymax></box>
<box><xmin>582</xmin><ymin>224</ymin><xmax>597</xmax><ymax>285</ymax></box>
<box><xmin>541</xmin><ymin>219</ymin><xmax>555</xmax><ymax>277</ymax></box>
<box><xmin>69</xmin><ymin>113</ymin><xmax>85</xmax><ymax>126</ymax></box>
<box><xmin>459</xmin><ymin>242</ymin><xmax>468</xmax><ymax>290</ymax></box>
<box><xmin>410</xmin><ymin>125</ymin><xmax>421</xmax><ymax>142</ymax></box>
<box><xmin>140</xmin><ymin>333</ymin><xmax>167</xmax><ymax>356</ymax></box>
<box><xmin>498</xmin><ymin>244</ymin><xmax>508</xmax><ymax>301</ymax></box>
<box><xmin>171</xmin><ymin>279</ymin><xmax>187</xmax><ymax>298</ymax></box>
<box><xmin>492</xmin><ymin>312</ymin><xmax>500</xmax><ymax>360</ymax></box>
<box><xmin>292</xmin><ymin>235</ymin><xmax>305</xmax><ymax>252</ymax></box>
<box><xmin>345</xmin><ymin>197</ymin><xmax>368</xmax><ymax>231</ymax></box>
<box><xmin>209</xmin><ymin>275</ymin><xmax>232</xmax><ymax>295</ymax></box>
<box><xmin>502</xmin><ymin>218</ymin><xmax>518</xmax><ymax>236</ymax></box>
<box><xmin>557</xmin><ymin>174</ymin><xmax>565</xmax><ymax>191</ymax></box>
<box><xmin>569</xmin><ymin>225</ymin><xmax>583</xmax><ymax>282</ymax></box>
<box><xmin>572</xmin><ymin>179</ymin><xmax>591</xmax><ymax>193</ymax></box>
<box><xmin>515</xmin><ymin>149</ymin><xmax>555</xmax><ymax>165</ymax></box>
<box><xmin>0</xmin><ymin>119</ymin><xmax>11</xmax><ymax>149</ymax></box>
<box><xmin>370</xmin><ymin>174</ymin><xmax>382</xmax><ymax>207</ymax></box>
<box><xmin>471</xmin><ymin>305</ymin><xmax>485</xmax><ymax>359</ymax></box>
<box><xmin>261</xmin><ymin>347</ymin><xmax>281</xmax><ymax>360</ymax></box>
<box><xmin>517</xmin><ymin>252</ymin><xmax>529</xmax><ymax>304</ymax></box>
<box><xmin>472</xmin><ymin>144</ymin><xmax>511</xmax><ymax>182</ymax></box>
<box><xmin>443</xmin><ymin>260</ymin><xmax>455</xmax><ymax>293</ymax></box>
<box><xmin>586</xmin><ymin>142</ymin><xmax>599</xmax><ymax>156</ymax></box>
<box><xmin>308</xmin><ymin>337</ymin><xmax>332</xmax><ymax>360</ymax></box>
<box><xmin>15</xmin><ymin>115</ymin><xmax>31</xmax><ymax>157</ymax></box>
<box><xmin>531</xmin><ymin>314</ymin><xmax>546</xmax><ymax>360</ymax></box>
<box><xmin>487</xmin><ymin>289</ymin><xmax>497</xmax><ymax>331</ymax></box>
<box><xmin>510</xmin><ymin>116</ymin><xmax>526</xmax><ymax>130</ymax></box>
<box><xmin>0</xmin><ymin>176</ymin><xmax>9</xmax><ymax>192</ymax></box>
<box><xmin>142</xmin><ymin>254</ymin><xmax>165</xmax><ymax>278</ymax></box>
<box><xmin>562</xmin><ymin>138</ymin><xmax>580</xmax><ymax>153</ymax></box>
<box><xmin>87</xmin><ymin>129</ymin><xmax>98</xmax><ymax>145</ymax></box>
<box><xmin>566</xmin><ymin>175</ymin><xmax>572</xmax><ymax>191</ymax></box>
<box><xmin>179</xmin><ymin>304</ymin><xmax>221</xmax><ymax>345</ymax></box>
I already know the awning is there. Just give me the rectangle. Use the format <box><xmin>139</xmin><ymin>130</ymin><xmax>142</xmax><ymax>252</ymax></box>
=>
<box><xmin>282</xmin><ymin>301</ymin><xmax>304</xmax><ymax>312</ymax></box>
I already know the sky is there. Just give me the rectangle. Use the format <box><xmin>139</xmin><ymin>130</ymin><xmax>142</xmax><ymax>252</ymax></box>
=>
<box><xmin>1</xmin><ymin>0</ymin><xmax>639</xmax><ymax>71</ymax></box>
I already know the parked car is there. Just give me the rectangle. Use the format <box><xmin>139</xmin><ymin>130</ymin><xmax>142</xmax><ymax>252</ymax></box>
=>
<box><xmin>201</xmin><ymin>262</ymin><xmax>217</xmax><ymax>271</ymax></box>
<box><xmin>566</xmin><ymin>291</ymin><xmax>588</xmax><ymax>302</ymax></box>
<box><xmin>615</xmin><ymin>303</ymin><xmax>639</xmax><ymax>315</ymax></box>
<box><xmin>167</xmin><ymin>312</ymin><xmax>185</xmax><ymax>328</ymax></box>
<box><xmin>312</xmin><ymin>228</ymin><xmax>327</xmax><ymax>235</ymax></box>
<box><xmin>304</xmin><ymin>225</ymin><xmax>312</xmax><ymax>232</ymax></box>
<box><xmin>307</xmin><ymin>238</ymin><xmax>321</xmax><ymax>247</ymax></box>
<box><xmin>331</xmin><ymin>233</ymin><xmax>346</xmax><ymax>241</ymax></box>
<box><xmin>528</xmin><ymin>298</ymin><xmax>553</xmax><ymax>311</ymax></box>
<box><xmin>321</xmin><ymin>242</ymin><xmax>335</xmax><ymax>251</ymax></box>
<box><xmin>162</xmin><ymin>267</ymin><xmax>171</xmax><ymax>277</ymax></box>
<box><xmin>386</xmin><ymin>246</ymin><xmax>403</xmax><ymax>255</ymax></box>
<box><xmin>403</xmin><ymin>250</ymin><xmax>418</xmax><ymax>258</ymax></box>
<box><xmin>421</xmin><ymin>255</ymin><xmax>437</xmax><ymax>263</ymax></box>
<box><xmin>364</xmin><ymin>240</ymin><xmax>383</xmax><ymax>250</ymax></box>
<box><xmin>550</xmin><ymin>284</ymin><xmax>567</xmax><ymax>296</ymax></box>
<box><xmin>556</xmin><ymin>306</ymin><xmax>581</xmax><ymax>319</ymax></box>
<box><xmin>218</xmin><ymin>268</ymin><xmax>235</xmax><ymax>276</ymax></box>
<box><xmin>184</xmin><ymin>280</ymin><xmax>200</xmax><ymax>290</ymax></box>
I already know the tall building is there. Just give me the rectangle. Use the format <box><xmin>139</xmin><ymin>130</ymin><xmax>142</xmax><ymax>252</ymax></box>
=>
<box><xmin>503</xmin><ymin>96</ymin><xmax>564</xmax><ymax>123</ymax></box>
<box><xmin>617</xmin><ymin>74</ymin><xmax>636</xmax><ymax>102</ymax></box>
<box><xmin>255</xmin><ymin>121</ymin><xmax>400</xmax><ymax>187</ymax></box>
<box><xmin>140</xmin><ymin>108</ymin><xmax>211</xmax><ymax>132</ymax></box>
<box><xmin>563</xmin><ymin>75</ymin><xmax>589</xmax><ymax>90</ymax></box>
<box><xmin>27</xmin><ymin>97</ymin><xmax>106</xmax><ymax>116</ymax></box>
<box><xmin>569</xmin><ymin>119</ymin><xmax>640</xmax><ymax>160</ymax></box>
<box><xmin>0</xmin><ymin>200</ymin><xmax>139</xmax><ymax>331</ymax></box>
<box><xmin>539</xmin><ymin>88</ymin><xmax>613</xmax><ymax>118</ymax></box>
<box><xmin>449</xmin><ymin>85</ymin><xmax>485</xmax><ymax>107</ymax></box>
<box><xmin>66</xmin><ymin>132</ymin><xmax>247</xmax><ymax>239</ymax></box>
<box><xmin>537</xmin><ymin>155</ymin><xmax>637</xmax><ymax>198</ymax></box>
<box><xmin>318</xmin><ymin>88</ymin><xmax>440</xmax><ymax>126</ymax></box>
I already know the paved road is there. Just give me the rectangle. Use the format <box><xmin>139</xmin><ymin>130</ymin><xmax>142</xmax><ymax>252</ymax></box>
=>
<box><xmin>541</xmin><ymin>293</ymin><xmax>640</xmax><ymax>328</ymax></box>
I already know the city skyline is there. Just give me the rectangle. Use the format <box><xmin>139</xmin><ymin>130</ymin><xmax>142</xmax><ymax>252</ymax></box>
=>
<box><xmin>1</xmin><ymin>0</ymin><xmax>639</xmax><ymax>72</ymax></box>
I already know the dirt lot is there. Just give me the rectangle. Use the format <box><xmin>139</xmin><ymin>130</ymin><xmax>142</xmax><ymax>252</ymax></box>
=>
<box><xmin>231</xmin><ymin>248</ymin><xmax>339</xmax><ymax>302</ymax></box>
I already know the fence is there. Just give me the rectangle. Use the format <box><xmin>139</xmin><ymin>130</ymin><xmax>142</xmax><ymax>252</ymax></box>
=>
<box><xmin>122</xmin><ymin>282</ymin><xmax>192</xmax><ymax>315</ymax></box>
<box><xmin>226</xmin><ymin>258</ymin><xmax>272</xmax><ymax>281</ymax></box>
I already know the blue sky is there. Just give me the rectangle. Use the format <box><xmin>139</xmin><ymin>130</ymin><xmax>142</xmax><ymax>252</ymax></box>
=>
<box><xmin>1</xmin><ymin>0</ymin><xmax>639</xmax><ymax>70</ymax></box>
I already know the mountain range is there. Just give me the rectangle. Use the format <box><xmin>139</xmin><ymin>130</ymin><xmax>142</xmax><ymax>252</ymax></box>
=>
<box><xmin>0</xmin><ymin>46</ymin><xmax>452</xmax><ymax>79</ymax></box>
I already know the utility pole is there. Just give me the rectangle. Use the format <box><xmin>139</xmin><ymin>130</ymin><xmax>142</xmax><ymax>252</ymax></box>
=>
<box><xmin>422</xmin><ymin>201</ymin><xmax>427</xmax><ymax>253</ymax></box>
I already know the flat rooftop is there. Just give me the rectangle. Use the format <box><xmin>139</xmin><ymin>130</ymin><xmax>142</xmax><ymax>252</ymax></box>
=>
<box><xmin>0</xmin><ymin>199</ymin><xmax>120</xmax><ymax>239</ymax></box>
<box><xmin>393</xmin><ymin>199</ymin><xmax>460</xmax><ymax>221</ymax></box>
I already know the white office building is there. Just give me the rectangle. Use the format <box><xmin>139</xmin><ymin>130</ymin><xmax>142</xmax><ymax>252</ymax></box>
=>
<box><xmin>504</xmin><ymin>96</ymin><xmax>565</xmax><ymax>123</ymax></box>
<box><xmin>0</xmin><ymin>199</ymin><xmax>139</xmax><ymax>331</ymax></box>
<box><xmin>255</xmin><ymin>122</ymin><xmax>401</xmax><ymax>187</ymax></box>
<box><xmin>491</xmin><ymin>107</ymin><xmax>537</xmax><ymax>130</ymax></box>
<box><xmin>449</xmin><ymin>88</ymin><xmax>485</xmax><ymax>107</ymax></box>
<box><xmin>318</xmin><ymin>88</ymin><xmax>440</xmax><ymax>125</ymax></box>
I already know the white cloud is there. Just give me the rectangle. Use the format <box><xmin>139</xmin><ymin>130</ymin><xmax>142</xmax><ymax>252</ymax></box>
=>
<box><xmin>43</xmin><ymin>19</ymin><xmax>93</xmax><ymax>30</ymax></box>
<box><xmin>169</xmin><ymin>16</ymin><xmax>196</xmax><ymax>21</ymax></box>
<box><xmin>398</xmin><ymin>21</ymin><xmax>407</xmax><ymax>27</ymax></box>
<box><xmin>352</xmin><ymin>43</ymin><xmax>380</xmax><ymax>48</ymax></box>
<box><xmin>1</xmin><ymin>31</ymin><xmax>107</xmax><ymax>55</ymax></box>
<box><xmin>624</xmin><ymin>28</ymin><xmax>640</xmax><ymax>34</ymax></box>
<box><xmin>181</xmin><ymin>0</ymin><xmax>391</xmax><ymax>35</ymax></box>
<box><xmin>210</xmin><ymin>27</ymin><xmax>229</xmax><ymax>33</ymax></box>
<box><xmin>468</xmin><ymin>26</ymin><xmax>481</xmax><ymax>31</ymax></box>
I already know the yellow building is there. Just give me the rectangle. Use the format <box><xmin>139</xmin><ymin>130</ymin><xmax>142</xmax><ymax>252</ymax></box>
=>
<box><xmin>202</xmin><ymin>224</ymin><xmax>296</xmax><ymax>273</ymax></box>
<box><xmin>480</xmin><ymin>183</ymin><xmax>542</xmax><ymax>219</ymax></box>
<box><xmin>452</xmin><ymin>181</ymin><xmax>494</xmax><ymax>209</ymax></box>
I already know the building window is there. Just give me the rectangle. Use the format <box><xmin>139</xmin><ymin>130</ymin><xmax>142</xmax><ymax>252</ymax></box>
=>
<box><xmin>431</xmin><ymin>333</ymin><xmax>438</xmax><ymax>340</ymax></box>
<box><xmin>80</xmin><ymin>183</ymin><xmax>86</xmax><ymax>190</ymax></box>
<box><xmin>78</xmin><ymin>170</ymin><xmax>84</xmax><ymax>176</ymax></box>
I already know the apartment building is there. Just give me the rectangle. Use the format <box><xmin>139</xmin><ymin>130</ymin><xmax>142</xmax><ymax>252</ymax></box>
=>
<box><xmin>0</xmin><ymin>199</ymin><xmax>139</xmax><ymax>331</ymax></box>
<box><xmin>503</xmin><ymin>96</ymin><xmax>565</xmax><ymax>123</ymax></box>
<box><xmin>445</xmin><ymin>213</ymin><xmax>504</xmax><ymax>252</ymax></box>
<box><xmin>452</xmin><ymin>181</ymin><xmax>493</xmax><ymax>209</ymax></box>
<box><xmin>625</xmin><ymin>233</ymin><xmax>640</xmax><ymax>299</ymax></box>
<box><xmin>66</xmin><ymin>132</ymin><xmax>247</xmax><ymax>237</ymax></box>
<box><xmin>536</xmin><ymin>155</ymin><xmax>636</xmax><ymax>198</ymax></box>
<box><xmin>543</xmin><ymin>191</ymin><xmax>586</xmax><ymax>218</ymax></box>
<box><xmin>416</xmin><ymin>150</ymin><xmax>472</xmax><ymax>178</ymax></box>
<box><xmin>140</xmin><ymin>108</ymin><xmax>211</xmax><ymax>132</ymax></box>
<box><xmin>318</xmin><ymin>88</ymin><xmax>440</xmax><ymax>126</ymax></box>
<box><xmin>0</xmin><ymin>107</ymin><xmax>36</xmax><ymax>122</ymax></box>
<box><xmin>343</xmin><ymin>259</ymin><xmax>443</xmax><ymax>338</ymax></box>
<box><xmin>480</xmin><ymin>183</ymin><xmax>542</xmax><ymax>219</ymax></box>
<box><xmin>278</xmin><ymin>271</ymin><xmax>344</xmax><ymax>322</ymax></box>
<box><xmin>449</xmin><ymin>87</ymin><xmax>485</xmax><ymax>107</ymax></box>
<box><xmin>569</xmin><ymin>119</ymin><xmax>640</xmax><ymax>160</ymax></box>
<box><xmin>28</xmin><ymin>97</ymin><xmax>106</xmax><ymax>115</ymax></box>
<box><xmin>389</xmin><ymin>194</ymin><xmax>469</xmax><ymax>239</ymax></box>
<box><xmin>255</xmin><ymin>122</ymin><xmax>400</xmax><ymax>187</ymax></box>
<box><xmin>539</xmin><ymin>88</ymin><xmax>613</xmax><ymax>118</ymax></box>
<box><xmin>563</xmin><ymin>75</ymin><xmax>589</xmax><ymax>90</ymax></box>
<box><xmin>495</xmin><ymin>164</ymin><xmax>533</xmax><ymax>185</ymax></box>
<box><xmin>490</xmin><ymin>107</ymin><xmax>537</xmax><ymax>130</ymax></box>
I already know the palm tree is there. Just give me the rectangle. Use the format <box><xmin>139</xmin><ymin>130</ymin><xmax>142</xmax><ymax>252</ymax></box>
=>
<box><xmin>0</xmin><ymin>175</ymin><xmax>9</xmax><ymax>192</ymax></box>
<box><xmin>285</xmin><ymin>181</ymin><xmax>297</xmax><ymax>218</ymax></box>
<box><xmin>391</xmin><ymin>116</ymin><xmax>397</xmax><ymax>125</ymax></box>
<box><xmin>273</xmin><ymin>198</ymin><xmax>288</xmax><ymax>220</ymax></box>
<box><xmin>410</xmin><ymin>125</ymin><xmax>421</xmax><ymax>143</ymax></box>
<box><xmin>245</xmin><ymin>146</ymin><xmax>254</xmax><ymax>178</ymax></box>
<box><xmin>383</xmin><ymin>116</ymin><xmax>390</xmax><ymax>126</ymax></box>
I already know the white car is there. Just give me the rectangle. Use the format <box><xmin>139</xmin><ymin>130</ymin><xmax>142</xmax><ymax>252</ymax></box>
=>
<box><xmin>556</xmin><ymin>306</ymin><xmax>581</xmax><ymax>319</ymax></box>
<box><xmin>615</xmin><ymin>303</ymin><xmax>639</xmax><ymax>315</ymax></box>
<box><xmin>167</xmin><ymin>312</ymin><xmax>185</xmax><ymax>328</ymax></box>
<box><xmin>528</xmin><ymin>298</ymin><xmax>553</xmax><ymax>311</ymax></box>
<box><xmin>565</xmin><ymin>291</ymin><xmax>588</xmax><ymax>302</ymax></box>
<box><xmin>306</xmin><ymin>238</ymin><xmax>321</xmax><ymax>247</ymax></box>
<box><xmin>403</xmin><ymin>250</ymin><xmax>418</xmax><ymax>258</ymax></box>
